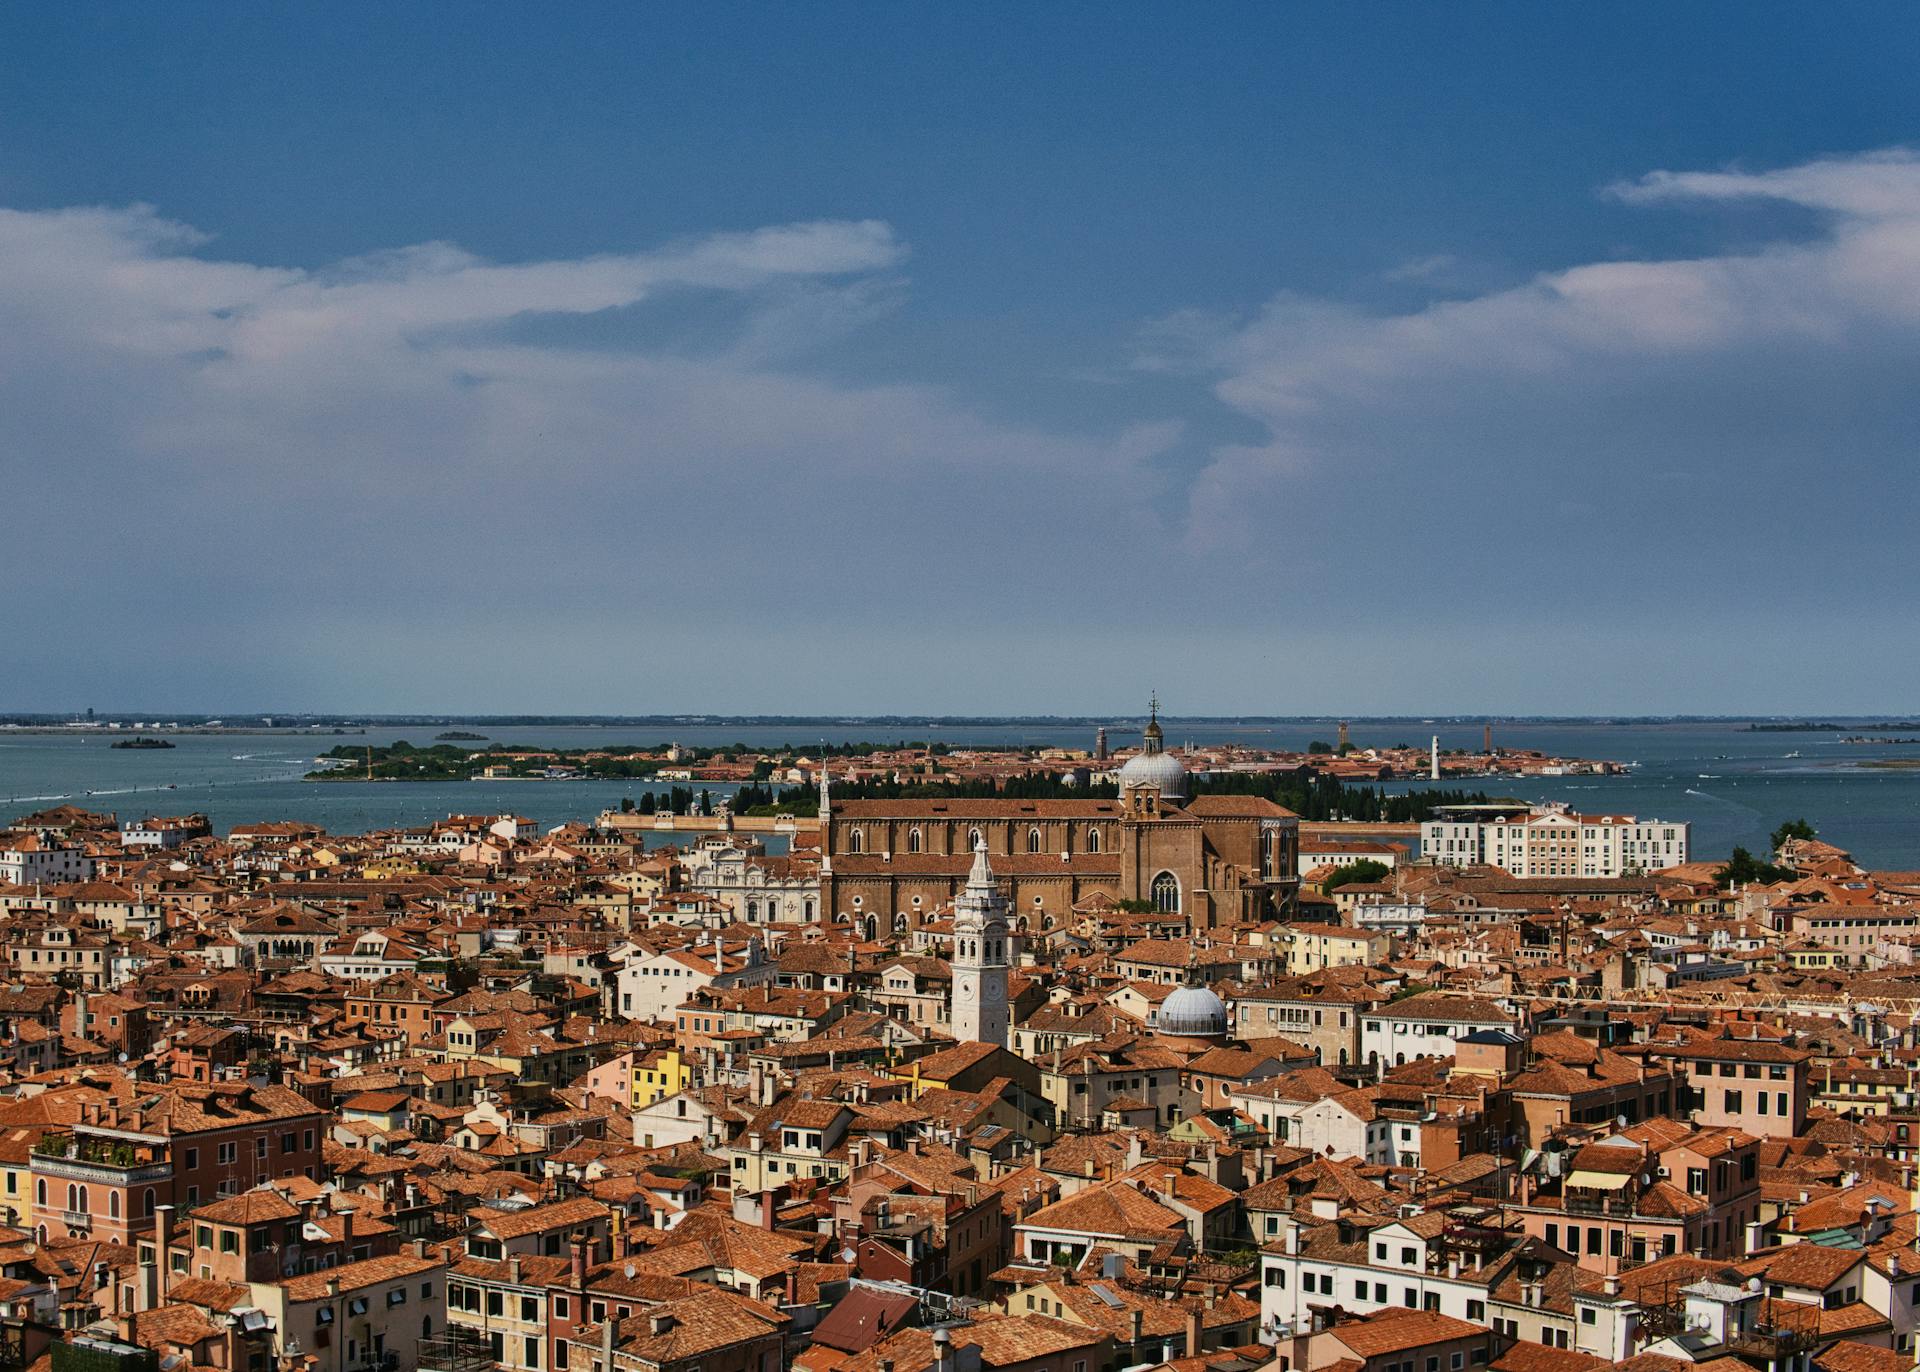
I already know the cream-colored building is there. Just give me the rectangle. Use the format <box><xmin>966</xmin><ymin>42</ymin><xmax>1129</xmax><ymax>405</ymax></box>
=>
<box><xmin>1421</xmin><ymin>803</ymin><xmax>1687</xmax><ymax>877</ymax></box>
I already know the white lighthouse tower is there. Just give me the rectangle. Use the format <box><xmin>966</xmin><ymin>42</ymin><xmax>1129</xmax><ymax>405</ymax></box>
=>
<box><xmin>951</xmin><ymin>838</ymin><xmax>1010</xmax><ymax>1049</ymax></box>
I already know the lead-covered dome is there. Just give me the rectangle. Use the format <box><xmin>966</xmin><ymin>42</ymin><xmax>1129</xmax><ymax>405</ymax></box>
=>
<box><xmin>1118</xmin><ymin>696</ymin><xmax>1188</xmax><ymax>800</ymax></box>
<box><xmin>1118</xmin><ymin>749</ymin><xmax>1188</xmax><ymax>800</ymax></box>
<box><xmin>1159</xmin><ymin>984</ymin><xmax>1227</xmax><ymax>1038</ymax></box>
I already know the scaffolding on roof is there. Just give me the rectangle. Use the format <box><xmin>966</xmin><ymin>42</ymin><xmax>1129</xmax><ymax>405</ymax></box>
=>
<box><xmin>416</xmin><ymin>1326</ymin><xmax>494</xmax><ymax>1372</ymax></box>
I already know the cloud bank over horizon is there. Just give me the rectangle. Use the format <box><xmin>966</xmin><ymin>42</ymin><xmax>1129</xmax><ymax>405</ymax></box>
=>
<box><xmin>7</xmin><ymin>149</ymin><xmax>1920</xmax><ymax>715</ymax></box>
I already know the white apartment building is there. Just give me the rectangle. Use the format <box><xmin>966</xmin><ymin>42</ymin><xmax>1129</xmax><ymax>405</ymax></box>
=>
<box><xmin>1420</xmin><ymin>803</ymin><xmax>1687</xmax><ymax>878</ymax></box>
<box><xmin>612</xmin><ymin>935</ymin><xmax>774</xmax><ymax>1023</ymax></box>
<box><xmin>0</xmin><ymin>835</ymin><xmax>93</xmax><ymax>886</ymax></box>
<box><xmin>1359</xmin><ymin>993</ymin><xmax>1517</xmax><ymax>1068</ymax></box>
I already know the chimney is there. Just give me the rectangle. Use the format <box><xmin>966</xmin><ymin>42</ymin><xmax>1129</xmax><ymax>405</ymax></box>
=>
<box><xmin>509</xmin><ymin>1255</ymin><xmax>522</xmax><ymax>1285</ymax></box>
<box><xmin>1129</xmin><ymin>1309</ymin><xmax>1143</xmax><ymax>1346</ymax></box>
<box><xmin>153</xmin><ymin>1204</ymin><xmax>174</xmax><ymax>1302</ymax></box>
<box><xmin>1186</xmin><ymin>1307</ymin><xmax>1203</xmax><ymax>1357</ymax></box>
<box><xmin>136</xmin><ymin>1261</ymin><xmax>158</xmax><ymax>1313</ymax></box>
<box><xmin>933</xmin><ymin>1327</ymin><xmax>954</xmax><ymax>1372</ymax></box>
<box><xmin>601</xmin><ymin>1315</ymin><xmax>620</xmax><ymax>1370</ymax></box>
<box><xmin>1602</xmin><ymin>1273</ymin><xmax>1620</xmax><ymax>1297</ymax></box>
<box><xmin>570</xmin><ymin>1236</ymin><xmax>589</xmax><ymax>1297</ymax></box>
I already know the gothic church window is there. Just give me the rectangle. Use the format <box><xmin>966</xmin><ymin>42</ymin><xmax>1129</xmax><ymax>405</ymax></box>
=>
<box><xmin>1151</xmin><ymin>871</ymin><xmax>1180</xmax><ymax>914</ymax></box>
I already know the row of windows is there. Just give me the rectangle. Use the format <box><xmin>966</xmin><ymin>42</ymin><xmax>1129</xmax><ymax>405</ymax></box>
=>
<box><xmin>854</xmin><ymin>826</ymin><xmax>1110</xmax><ymax>855</ymax></box>
<box><xmin>1692</xmin><ymin>1061</ymin><xmax>1790</xmax><ymax>1080</ymax></box>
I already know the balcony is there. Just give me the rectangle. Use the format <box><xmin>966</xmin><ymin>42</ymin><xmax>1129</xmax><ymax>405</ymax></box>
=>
<box><xmin>32</xmin><ymin>1137</ymin><xmax>171</xmax><ymax>1184</ymax></box>
<box><xmin>1563</xmin><ymin>1189</ymin><xmax>1635</xmax><ymax>1218</ymax></box>
<box><xmin>58</xmin><ymin>1209</ymin><xmax>93</xmax><ymax>1230</ymax></box>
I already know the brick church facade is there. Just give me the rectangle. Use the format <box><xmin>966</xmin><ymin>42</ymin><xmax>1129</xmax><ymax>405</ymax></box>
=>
<box><xmin>818</xmin><ymin>707</ymin><xmax>1299</xmax><ymax>935</ymax></box>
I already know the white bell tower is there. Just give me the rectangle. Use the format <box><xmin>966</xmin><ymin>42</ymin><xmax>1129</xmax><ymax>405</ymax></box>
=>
<box><xmin>951</xmin><ymin>838</ymin><xmax>1010</xmax><ymax>1048</ymax></box>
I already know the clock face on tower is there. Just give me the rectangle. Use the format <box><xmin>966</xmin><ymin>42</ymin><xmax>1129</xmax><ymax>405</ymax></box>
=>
<box><xmin>982</xmin><ymin>977</ymin><xmax>1004</xmax><ymax>1004</ymax></box>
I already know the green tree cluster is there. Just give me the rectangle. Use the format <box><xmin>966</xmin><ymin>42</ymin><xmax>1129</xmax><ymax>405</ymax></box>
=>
<box><xmin>1322</xmin><ymin>858</ymin><xmax>1392</xmax><ymax>893</ymax></box>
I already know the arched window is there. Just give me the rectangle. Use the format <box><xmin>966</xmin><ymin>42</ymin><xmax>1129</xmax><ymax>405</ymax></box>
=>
<box><xmin>65</xmin><ymin>1184</ymin><xmax>76</xmax><ymax>1212</ymax></box>
<box><xmin>847</xmin><ymin>829</ymin><xmax>864</xmax><ymax>855</ymax></box>
<box><xmin>1261</xmin><ymin>828</ymin><xmax>1276</xmax><ymax>880</ymax></box>
<box><xmin>907</xmin><ymin>828</ymin><xmax>922</xmax><ymax>854</ymax></box>
<box><xmin>745</xmin><ymin>901</ymin><xmax>757</xmax><ymax>923</ymax></box>
<box><xmin>109</xmin><ymin>1192</ymin><xmax>120</xmax><ymax>1219</ymax></box>
<box><xmin>34</xmin><ymin>1180</ymin><xmax>44</xmax><ymax>1208</ymax></box>
<box><xmin>1086</xmin><ymin>827</ymin><xmax>1101</xmax><ymax>854</ymax></box>
<box><xmin>1151</xmin><ymin>871</ymin><xmax>1180</xmax><ymax>914</ymax></box>
<box><xmin>967</xmin><ymin>828</ymin><xmax>982</xmax><ymax>851</ymax></box>
<box><xmin>1027</xmin><ymin>828</ymin><xmax>1043</xmax><ymax>854</ymax></box>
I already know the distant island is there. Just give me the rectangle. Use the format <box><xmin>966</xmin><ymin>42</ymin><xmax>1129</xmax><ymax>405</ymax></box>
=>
<box><xmin>110</xmin><ymin>737</ymin><xmax>175</xmax><ymax>750</ymax></box>
<box><xmin>434</xmin><ymin>730</ymin><xmax>489</xmax><ymax>741</ymax></box>
<box><xmin>1746</xmin><ymin>721</ymin><xmax>1920</xmax><ymax>733</ymax></box>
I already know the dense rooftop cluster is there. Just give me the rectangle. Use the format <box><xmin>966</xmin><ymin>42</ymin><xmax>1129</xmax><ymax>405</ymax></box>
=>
<box><xmin>0</xmin><ymin>800</ymin><xmax>1914</xmax><ymax>1372</ymax></box>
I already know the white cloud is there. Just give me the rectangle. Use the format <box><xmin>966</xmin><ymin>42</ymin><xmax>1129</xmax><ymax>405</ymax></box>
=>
<box><xmin>1177</xmin><ymin>148</ymin><xmax>1920</xmax><ymax>563</ymax></box>
<box><xmin>10</xmin><ymin>151</ymin><xmax>1920</xmax><ymax>712</ymax></box>
<box><xmin>0</xmin><ymin>203</ymin><xmax>1185</xmax><ymax>709</ymax></box>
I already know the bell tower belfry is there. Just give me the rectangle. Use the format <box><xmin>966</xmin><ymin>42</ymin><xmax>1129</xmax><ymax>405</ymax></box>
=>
<box><xmin>951</xmin><ymin>839</ymin><xmax>1010</xmax><ymax>1048</ymax></box>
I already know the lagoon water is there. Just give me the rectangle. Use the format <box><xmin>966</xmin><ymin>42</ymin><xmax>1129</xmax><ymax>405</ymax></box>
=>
<box><xmin>4</xmin><ymin>720</ymin><xmax>1920</xmax><ymax>869</ymax></box>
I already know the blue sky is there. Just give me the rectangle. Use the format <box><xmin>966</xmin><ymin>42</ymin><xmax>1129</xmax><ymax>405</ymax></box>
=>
<box><xmin>3</xmin><ymin>5</ymin><xmax>1919</xmax><ymax>714</ymax></box>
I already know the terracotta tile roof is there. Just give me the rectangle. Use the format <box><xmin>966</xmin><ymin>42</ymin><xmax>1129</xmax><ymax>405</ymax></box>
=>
<box><xmin>1019</xmin><ymin>1179</ymin><xmax>1186</xmax><ymax>1241</ymax></box>
<box><xmin>189</xmin><ymin>1189</ymin><xmax>301</xmax><ymax>1225</ymax></box>
<box><xmin>470</xmin><ymin>1196</ymin><xmax>609</xmax><ymax>1239</ymax></box>
<box><xmin>274</xmin><ymin>1253</ymin><xmax>441</xmax><ymax>1302</ymax></box>
<box><xmin>1330</xmin><ymin>1309</ymin><xmax>1490</xmax><ymax>1357</ymax></box>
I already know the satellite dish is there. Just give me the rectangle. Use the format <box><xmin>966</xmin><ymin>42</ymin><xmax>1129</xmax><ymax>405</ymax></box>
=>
<box><xmin>624</xmin><ymin>1263</ymin><xmax>635</xmax><ymax>1279</ymax></box>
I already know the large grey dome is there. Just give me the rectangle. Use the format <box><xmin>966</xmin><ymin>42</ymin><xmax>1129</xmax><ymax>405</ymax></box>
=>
<box><xmin>1118</xmin><ymin>696</ymin><xmax>1187</xmax><ymax>800</ymax></box>
<box><xmin>1118</xmin><ymin>749</ymin><xmax>1188</xmax><ymax>800</ymax></box>
<box><xmin>1159</xmin><ymin>984</ymin><xmax>1227</xmax><ymax>1038</ymax></box>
